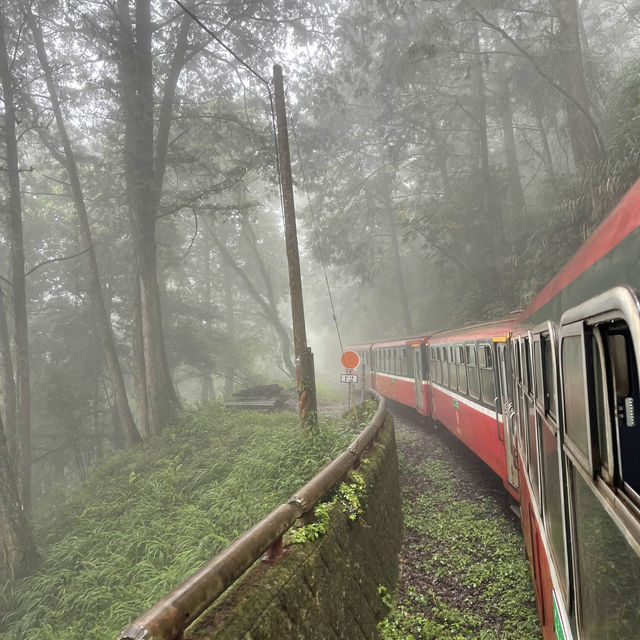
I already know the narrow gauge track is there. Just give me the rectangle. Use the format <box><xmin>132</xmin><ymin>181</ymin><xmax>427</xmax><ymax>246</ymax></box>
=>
<box><xmin>384</xmin><ymin>400</ymin><xmax>540</xmax><ymax>639</ymax></box>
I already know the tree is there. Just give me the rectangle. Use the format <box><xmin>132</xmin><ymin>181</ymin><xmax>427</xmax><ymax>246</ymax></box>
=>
<box><xmin>0</xmin><ymin>4</ymin><xmax>32</xmax><ymax>509</ymax></box>
<box><xmin>115</xmin><ymin>0</ymin><xmax>185</xmax><ymax>436</ymax></box>
<box><xmin>25</xmin><ymin>5</ymin><xmax>141</xmax><ymax>445</ymax></box>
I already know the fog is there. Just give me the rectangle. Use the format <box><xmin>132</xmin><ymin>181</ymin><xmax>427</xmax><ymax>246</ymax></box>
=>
<box><xmin>2</xmin><ymin>0</ymin><xmax>639</xmax><ymax>634</ymax></box>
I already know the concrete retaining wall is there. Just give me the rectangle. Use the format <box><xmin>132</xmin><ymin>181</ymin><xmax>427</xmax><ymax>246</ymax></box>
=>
<box><xmin>187</xmin><ymin>413</ymin><xmax>402</xmax><ymax>640</ymax></box>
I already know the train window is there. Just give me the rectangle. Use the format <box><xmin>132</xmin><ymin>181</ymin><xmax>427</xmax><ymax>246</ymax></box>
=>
<box><xmin>421</xmin><ymin>344</ymin><xmax>429</xmax><ymax>380</ymax></box>
<box><xmin>442</xmin><ymin>346</ymin><xmax>450</xmax><ymax>387</ymax></box>
<box><xmin>525</xmin><ymin>338</ymin><xmax>533</xmax><ymax>392</ymax></box>
<box><xmin>478</xmin><ymin>344</ymin><xmax>496</xmax><ymax>407</ymax></box>
<box><xmin>514</xmin><ymin>341</ymin><xmax>522</xmax><ymax>384</ymax></box>
<box><xmin>543</xmin><ymin>335</ymin><xmax>557</xmax><ymax>417</ymax></box>
<box><xmin>466</xmin><ymin>344</ymin><xmax>476</xmax><ymax>366</ymax></box>
<box><xmin>449</xmin><ymin>346</ymin><xmax>457</xmax><ymax>390</ymax></box>
<box><xmin>466</xmin><ymin>345</ymin><xmax>480</xmax><ymax>400</ymax></box>
<box><xmin>457</xmin><ymin>346</ymin><xmax>467</xmax><ymax>394</ymax></box>
<box><xmin>610</xmin><ymin>329</ymin><xmax>640</xmax><ymax>501</ymax></box>
<box><xmin>534</xmin><ymin>340</ymin><xmax>544</xmax><ymax>405</ymax></box>
<box><xmin>590</xmin><ymin>331</ymin><xmax>612</xmax><ymax>484</ymax></box>
<box><xmin>590</xmin><ymin>322</ymin><xmax>640</xmax><ymax>503</ymax></box>
<box><xmin>406</xmin><ymin>346</ymin><xmax>414</xmax><ymax>378</ymax></box>
<box><xmin>528</xmin><ymin>413</ymin><xmax>540</xmax><ymax>505</ymax></box>
<box><xmin>562</xmin><ymin>334</ymin><xmax>591</xmax><ymax>464</ymax></box>
<box><xmin>540</xmin><ymin>421</ymin><xmax>567</xmax><ymax>593</ymax></box>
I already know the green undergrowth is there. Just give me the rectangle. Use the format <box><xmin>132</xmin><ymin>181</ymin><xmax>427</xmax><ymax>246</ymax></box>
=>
<box><xmin>1</xmin><ymin>402</ymin><xmax>374</xmax><ymax>640</ymax></box>
<box><xmin>287</xmin><ymin>469</ymin><xmax>367</xmax><ymax>544</ymax></box>
<box><xmin>380</xmin><ymin>443</ymin><xmax>539</xmax><ymax>640</ymax></box>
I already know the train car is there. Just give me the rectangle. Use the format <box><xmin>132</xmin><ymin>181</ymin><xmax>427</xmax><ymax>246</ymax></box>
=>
<box><xmin>507</xmin><ymin>180</ymin><xmax>640</xmax><ymax>640</ymax></box>
<box><xmin>367</xmin><ymin>335</ymin><xmax>432</xmax><ymax>416</ymax></box>
<box><xmin>345</xmin><ymin>179</ymin><xmax>640</xmax><ymax>640</ymax></box>
<box><xmin>427</xmin><ymin>319</ymin><xmax>518</xmax><ymax>500</ymax></box>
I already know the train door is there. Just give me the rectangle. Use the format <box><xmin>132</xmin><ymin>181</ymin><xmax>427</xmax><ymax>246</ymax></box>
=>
<box><xmin>559</xmin><ymin>287</ymin><xmax>640</xmax><ymax>640</ymax></box>
<box><xmin>498</xmin><ymin>341</ymin><xmax>519</xmax><ymax>489</ymax></box>
<box><xmin>413</xmin><ymin>345</ymin><xmax>425</xmax><ymax>412</ymax></box>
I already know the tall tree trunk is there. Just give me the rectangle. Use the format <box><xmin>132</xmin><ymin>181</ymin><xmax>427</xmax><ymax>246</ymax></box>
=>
<box><xmin>0</xmin><ymin>8</ymin><xmax>31</xmax><ymax>510</ymax></box>
<box><xmin>497</xmin><ymin>57</ymin><xmax>525</xmax><ymax>215</ymax></box>
<box><xmin>117</xmin><ymin>0</ymin><xmax>183</xmax><ymax>435</ymax></box>
<box><xmin>0</xmin><ymin>416</ymin><xmax>39</xmax><ymax>579</ymax></box>
<box><xmin>556</xmin><ymin>0</ymin><xmax>600</xmax><ymax>166</ymax></box>
<box><xmin>223</xmin><ymin>266</ymin><xmax>234</xmax><ymax>399</ymax></box>
<box><xmin>383</xmin><ymin>198</ymin><xmax>413</xmax><ymax>334</ymax></box>
<box><xmin>536</xmin><ymin>109</ymin><xmax>559</xmax><ymax>192</ymax></box>
<box><xmin>471</xmin><ymin>17</ymin><xmax>506</xmax><ymax>248</ymax></box>
<box><xmin>0</xmin><ymin>286</ymin><xmax>17</xmax><ymax>463</ymax></box>
<box><xmin>27</xmin><ymin>10</ymin><xmax>141</xmax><ymax>446</ymax></box>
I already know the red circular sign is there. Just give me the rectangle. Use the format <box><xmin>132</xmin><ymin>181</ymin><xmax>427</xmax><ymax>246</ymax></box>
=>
<box><xmin>341</xmin><ymin>350</ymin><xmax>360</xmax><ymax>369</ymax></box>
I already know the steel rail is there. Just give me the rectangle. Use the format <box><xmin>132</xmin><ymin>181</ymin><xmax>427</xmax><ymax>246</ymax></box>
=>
<box><xmin>118</xmin><ymin>395</ymin><xmax>388</xmax><ymax>640</ymax></box>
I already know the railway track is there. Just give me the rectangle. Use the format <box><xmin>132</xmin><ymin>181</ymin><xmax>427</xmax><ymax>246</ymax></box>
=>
<box><xmin>384</xmin><ymin>401</ymin><xmax>541</xmax><ymax>640</ymax></box>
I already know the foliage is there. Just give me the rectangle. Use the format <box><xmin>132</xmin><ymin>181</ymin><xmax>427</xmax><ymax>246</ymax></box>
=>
<box><xmin>379</xmin><ymin>454</ymin><xmax>539</xmax><ymax>640</ymax></box>
<box><xmin>0</xmin><ymin>404</ymin><xmax>359</xmax><ymax>640</ymax></box>
<box><xmin>288</xmin><ymin>468</ymin><xmax>367</xmax><ymax>544</ymax></box>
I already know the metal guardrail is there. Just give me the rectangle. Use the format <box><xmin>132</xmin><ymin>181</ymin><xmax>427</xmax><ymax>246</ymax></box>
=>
<box><xmin>118</xmin><ymin>395</ymin><xmax>388</xmax><ymax>640</ymax></box>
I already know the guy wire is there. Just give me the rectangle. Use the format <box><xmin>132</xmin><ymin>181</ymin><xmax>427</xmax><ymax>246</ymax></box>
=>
<box><xmin>286</xmin><ymin>92</ymin><xmax>344</xmax><ymax>354</ymax></box>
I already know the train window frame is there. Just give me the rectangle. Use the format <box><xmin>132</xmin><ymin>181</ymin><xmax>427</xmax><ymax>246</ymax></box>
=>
<box><xmin>456</xmin><ymin>344</ymin><xmax>467</xmax><ymax>395</ymax></box>
<box><xmin>421</xmin><ymin>344</ymin><xmax>429</xmax><ymax>380</ymax></box>
<box><xmin>449</xmin><ymin>345</ymin><xmax>458</xmax><ymax>390</ymax></box>
<box><xmin>559</xmin><ymin>323</ymin><xmax>593</xmax><ymax>473</ymax></box>
<box><xmin>478</xmin><ymin>343</ymin><xmax>496</xmax><ymax>407</ymax></box>
<box><xmin>466</xmin><ymin>344</ymin><xmax>480</xmax><ymax>400</ymax></box>
<box><xmin>442</xmin><ymin>344</ymin><xmax>450</xmax><ymax>387</ymax></box>
<box><xmin>406</xmin><ymin>345</ymin><xmax>414</xmax><ymax>379</ymax></box>
<box><xmin>533</xmin><ymin>323</ymin><xmax>560</xmax><ymax>426</ymax></box>
<box><xmin>524</xmin><ymin>337</ymin><xmax>533</xmax><ymax>393</ymax></box>
<box><xmin>560</xmin><ymin>285</ymin><xmax>640</xmax><ymax>525</ymax></box>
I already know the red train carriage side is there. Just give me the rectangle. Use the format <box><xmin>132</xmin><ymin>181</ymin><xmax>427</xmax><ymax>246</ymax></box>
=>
<box><xmin>351</xmin><ymin>336</ymin><xmax>432</xmax><ymax>416</ymax></box>
<box><xmin>345</xmin><ymin>178</ymin><xmax>640</xmax><ymax>640</ymax></box>
<box><xmin>427</xmin><ymin>319</ymin><xmax>518</xmax><ymax>500</ymax></box>
<box><xmin>508</xmin><ymin>179</ymin><xmax>640</xmax><ymax>640</ymax></box>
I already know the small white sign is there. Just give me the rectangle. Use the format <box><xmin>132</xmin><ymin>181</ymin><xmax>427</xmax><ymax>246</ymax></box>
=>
<box><xmin>340</xmin><ymin>374</ymin><xmax>359</xmax><ymax>383</ymax></box>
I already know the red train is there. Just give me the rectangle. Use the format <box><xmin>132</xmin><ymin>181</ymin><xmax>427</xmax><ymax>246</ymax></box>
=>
<box><xmin>347</xmin><ymin>180</ymin><xmax>640</xmax><ymax>640</ymax></box>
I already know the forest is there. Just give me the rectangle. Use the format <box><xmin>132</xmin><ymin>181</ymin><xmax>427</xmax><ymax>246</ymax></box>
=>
<box><xmin>1</xmin><ymin>0</ymin><xmax>640</xmax><ymax>632</ymax></box>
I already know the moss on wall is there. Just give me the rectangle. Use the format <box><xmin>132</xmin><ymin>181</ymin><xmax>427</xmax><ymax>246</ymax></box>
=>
<box><xmin>187</xmin><ymin>413</ymin><xmax>402</xmax><ymax>640</ymax></box>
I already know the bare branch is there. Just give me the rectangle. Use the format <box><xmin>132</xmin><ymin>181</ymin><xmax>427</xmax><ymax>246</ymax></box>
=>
<box><xmin>474</xmin><ymin>10</ymin><xmax>604</xmax><ymax>153</ymax></box>
<box><xmin>25</xmin><ymin>244</ymin><xmax>94</xmax><ymax>278</ymax></box>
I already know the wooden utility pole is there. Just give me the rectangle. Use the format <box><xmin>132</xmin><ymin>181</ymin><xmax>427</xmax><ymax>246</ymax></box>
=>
<box><xmin>273</xmin><ymin>64</ymin><xmax>317</xmax><ymax>429</ymax></box>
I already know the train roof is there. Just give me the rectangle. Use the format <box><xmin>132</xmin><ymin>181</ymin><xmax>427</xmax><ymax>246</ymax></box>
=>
<box><xmin>346</xmin><ymin>333</ymin><xmax>431</xmax><ymax>350</ymax></box>
<box><xmin>428</xmin><ymin>317</ymin><xmax>514</xmax><ymax>343</ymax></box>
<box><xmin>346</xmin><ymin>319</ymin><xmax>513</xmax><ymax>349</ymax></box>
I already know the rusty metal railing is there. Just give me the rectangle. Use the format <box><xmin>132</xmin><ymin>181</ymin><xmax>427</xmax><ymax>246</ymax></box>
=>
<box><xmin>118</xmin><ymin>395</ymin><xmax>388</xmax><ymax>640</ymax></box>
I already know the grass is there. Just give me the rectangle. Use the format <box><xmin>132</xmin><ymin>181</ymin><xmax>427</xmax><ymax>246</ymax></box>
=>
<box><xmin>379</xmin><ymin>432</ymin><xmax>540</xmax><ymax>640</ymax></box>
<box><xmin>0</xmin><ymin>403</ymin><xmax>371</xmax><ymax>640</ymax></box>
